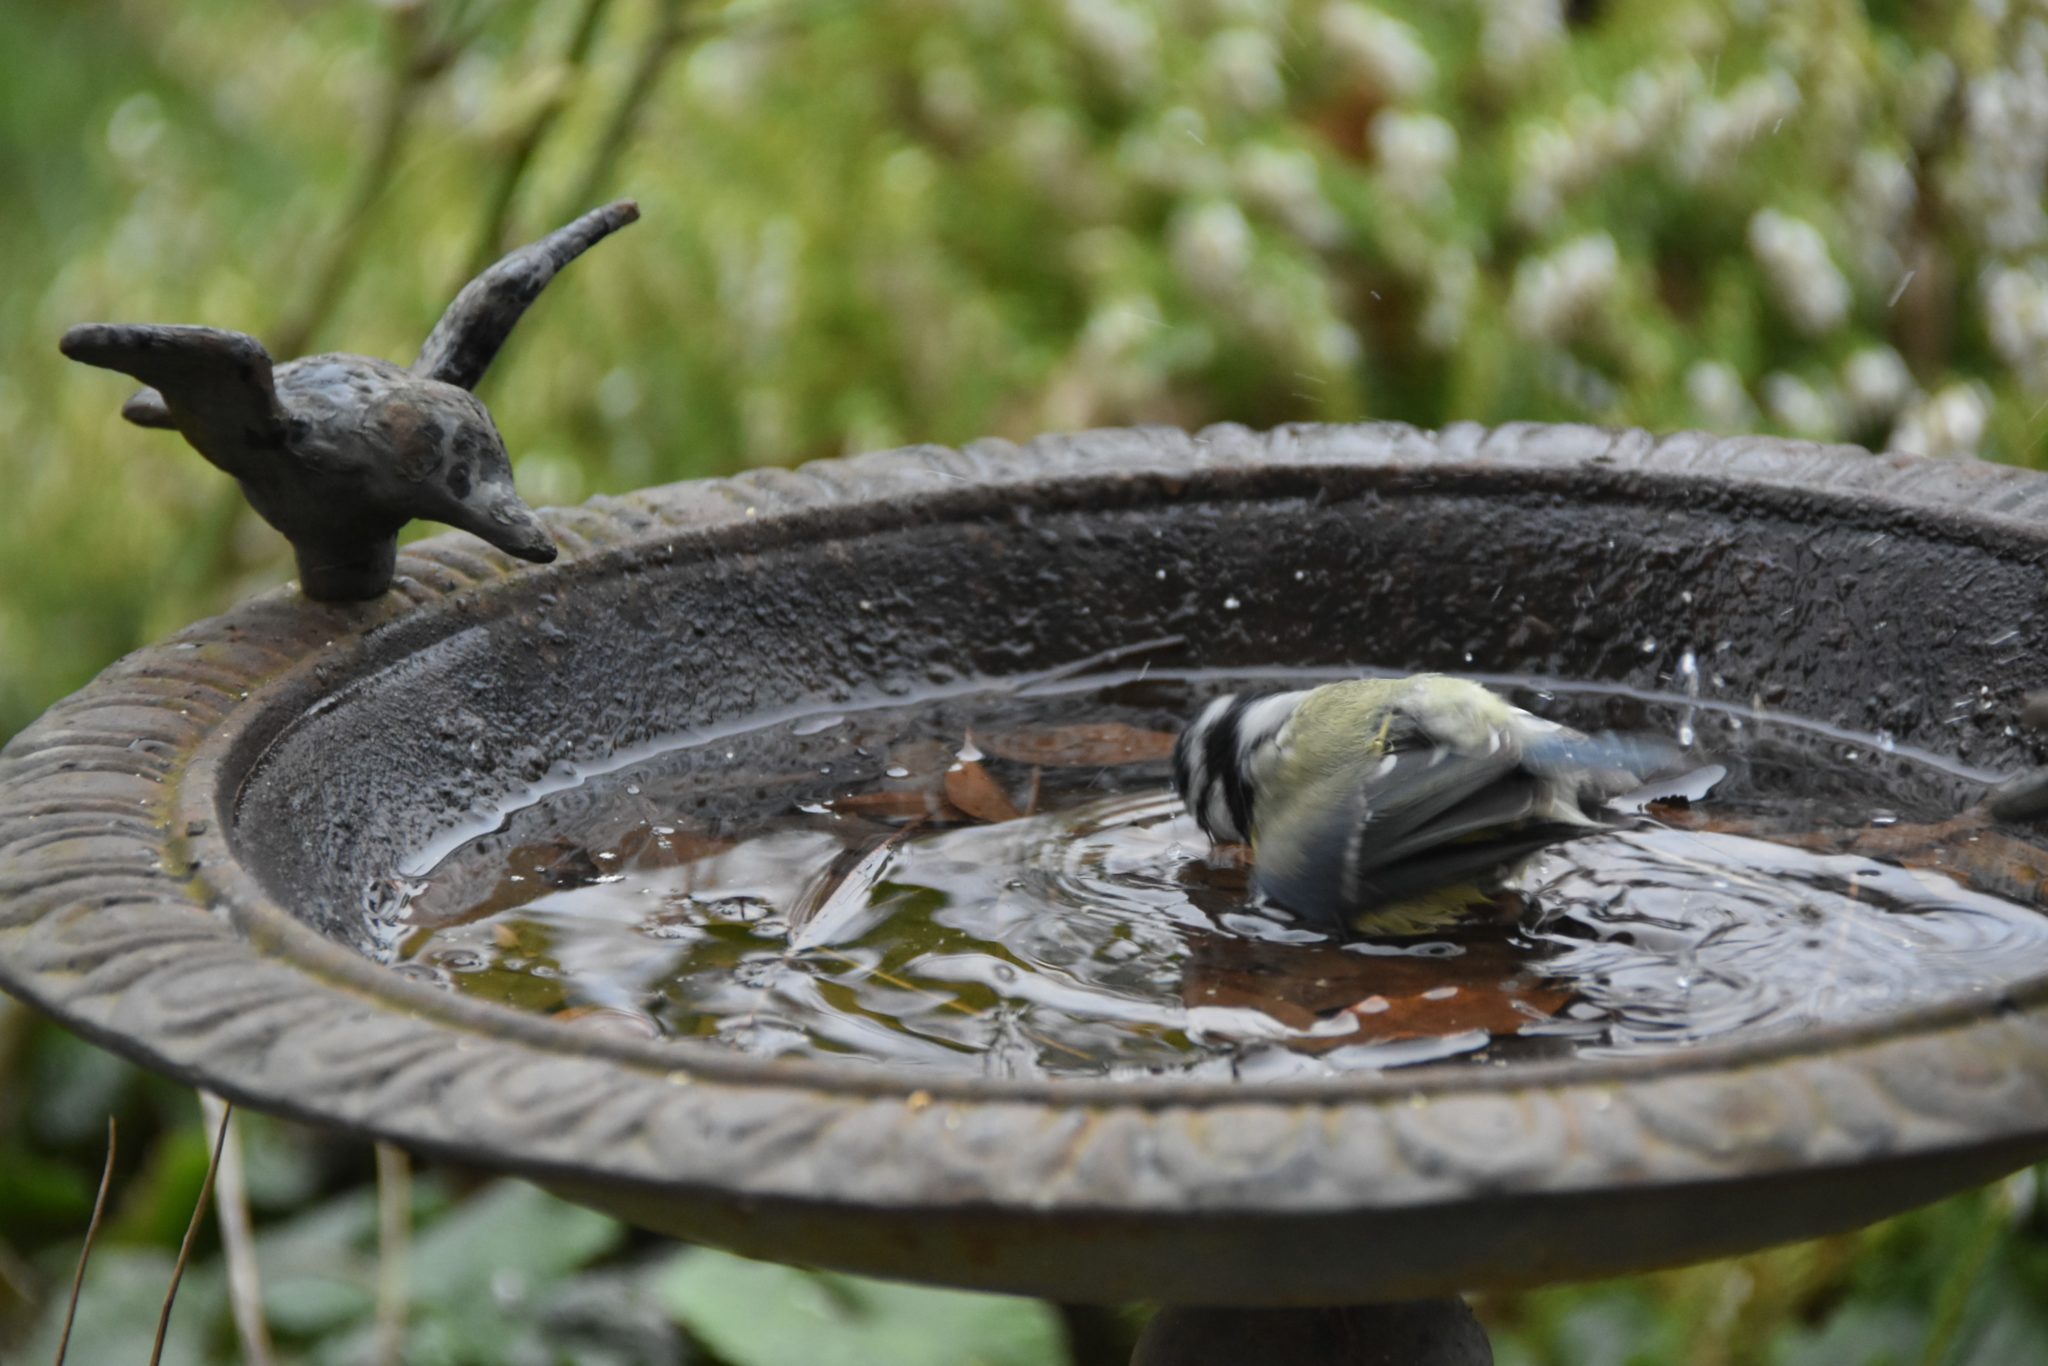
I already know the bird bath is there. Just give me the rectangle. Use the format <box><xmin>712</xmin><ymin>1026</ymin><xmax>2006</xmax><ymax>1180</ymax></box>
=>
<box><xmin>8</xmin><ymin>422</ymin><xmax>2048</xmax><ymax>1362</ymax></box>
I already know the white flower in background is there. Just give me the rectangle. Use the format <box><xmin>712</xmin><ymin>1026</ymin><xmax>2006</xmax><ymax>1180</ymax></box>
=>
<box><xmin>1171</xmin><ymin>199</ymin><xmax>1256</xmax><ymax>300</ymax></box>
<box><xmin>1510</xmin><ymin>62</ymin><xmax>1698</xmax><ymax>227</ymax></box>
<box><xmin>1204</xmin><ymin>0</ymin><xmax>1285</xmax><ymax>23</ymax></box>
<box><xmin>1985</xmin><ymin>260</ymin><xmax>2048</xmax><ymax>392</ymax></box>
<box><xmin>1205</xmin><ymin>27</ymin><xmax>1285</xmax><ymax>115</ymax></box>
<box><xmin>919</xmin><ymin>63</ymin><xmax>981</xmax><ymax>142</ymax></box>
<box><xmin>1310</xmin><ymin>319</ymin><xmax>1364</xmax><ymax>371</ymax></box>
<box><xmin>1077</xmin><ymin>292</ymin><xmax>1164</xmax><ymax>364</ymax></box>
<box><xmin>683</xmin><ymin>37</ymin><xmax>772</xmax><ymax>115</ymax></box>
<box><xmin>1547</xmin><ymin>354</ymin><xmax>1619</xmax><ymax>414</ymax></box>
<box><xmin>1371</xmin><ymin>110</ymin><xmax>1458</xmax><ymax>207</ymax></box>
<box><xmin>1616</xmin><ymin>61</ymin><xmax>1701</xmax><ymax>145</ymax></box>
<box><xmin>1318</xmin><ymin>3</ymin><xmax>1435</xmax><ymax>101</ymax></box>
<box><xmin>1945</xmin><ymin>18</ymin><xmax>2048</xmax><ymax>252</ymax></box>
<box><xmin>1900</xmin><ymin>51</ymin><xmax>1958</xmax><ymax>144</ymax></box>
<box><xmin>1509</xmin><ymin>121</ymin><xmax>1578</xmax><ymax>228</ymax></box>
<box><xmin>1479</xmin><ymin>0</ymin><xmax>1564</xmax><ymax>82</ymax></box>
<box><xmin>1761</xmin><ymin>372</ymin><xmax>1841</xmax><ymax>440</ymax></box>
<box><xmin>1236</xmin><ymin>144</ymin><xmax>1343</xmax><ymax>248</ymax></box>
<box><xmin>1013</xmin><ymin>107</ymin><xmax>1120</xmax><ymax>214</ymax></box>
<box><xmin>1844</xmin><ymin>146</ymin><xmax>1916</xmax><ymax>282</ymax></box>
<box><xmin>1685</xmin><ymin>360</ymin><xmax>1759</xmax><ymax>430</ymax></box>
<box><xmin>1063</xmin><ymin>0</ymin><xmax>1158</xmax><ymax>98</ymax></box>
<box><xmin>1418</xmin><ymin>246</ymin><xmax>1477</xmax><ymax>350</ymax></box>
<box><xmin>1509</xmin><ymin>232</ymin><xmax>1620</xmax><ymax>344</ymax></box>
<box><xmin>1890</xmin><ymin>381</ymin><xmax>1992</xmax><ymax>458</ymax></box>
<box><xmin>1850</xmin><ymin>147</ymin><xmax>1916</xmax><ymax>240</ymax></box>
<box><xmin>1839</xmin><ymin>345</ymin><xmax>1917</xmax><ymax>426</ymax></box>
<box><xmin>1674</xmin><ymin>69</ymin><xmax>1801</xmax><ymax>184</ymax></box>
<box><xmin>1748</xmin><ymin>210</ymin><xmax>1852</xmax><ymax>336</ymax></box>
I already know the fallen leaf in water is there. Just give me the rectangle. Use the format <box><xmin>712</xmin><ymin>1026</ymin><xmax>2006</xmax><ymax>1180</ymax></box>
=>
<box><xmin>1650</xmin><ymin>803</ymin><xmax>2048</xmax><ymax>903</ymax></box>
<box><xmin>1181</xmin><ymin>930</ymin><xmax>1572</xmax><ymax>1050</ymax></box>
<box><xmin>944</xmin><ymin>760</ymin><xmax>1023</xmax><ymax>823</ymax></box>
<box><xmin>826</xmin><ymin>789</ymin><xmax>968</xmax><ymax>822</ymax></box>
<box><xmin>553</xmin><ymin>1005</ymin><xmax>663</xmax><ymax>1040</ymax></box>
<box><xmin>1336</xmin><ymin>977</ymin><xmax>1572</xmax><ymax>1044</ymax></box>
<box><xmin>980</xmin><ymin>723</ymin><xmax>1176</xmax><ymax>768</ymax></box>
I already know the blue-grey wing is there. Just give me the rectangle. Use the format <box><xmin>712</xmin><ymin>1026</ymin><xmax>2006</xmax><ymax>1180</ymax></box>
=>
<box><xmin>1253</xmin><ymin>747</ymin><xmax>1586</xmax><ymax>924</ymax></box>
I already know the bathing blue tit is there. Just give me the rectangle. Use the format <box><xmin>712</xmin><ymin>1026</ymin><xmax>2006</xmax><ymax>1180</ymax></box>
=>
<box><xmin>1171</xmin><ymin>676</ymin><xmax>1676</xmax><ymax>934</ymax></box>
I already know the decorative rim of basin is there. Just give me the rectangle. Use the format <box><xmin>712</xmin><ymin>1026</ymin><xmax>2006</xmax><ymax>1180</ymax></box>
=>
<box><xmin>7</xmin><ymin>420</ymin><xmax>2048</xmax><ymax>1274</ymax></box>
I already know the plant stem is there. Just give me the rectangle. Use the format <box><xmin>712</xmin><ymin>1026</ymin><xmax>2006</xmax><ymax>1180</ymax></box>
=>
<box><xmin>270</xmin><ymin>2</ymin><xmax>461</xmax><ymax>358</ymax></box>
<box><xmin>559</xmin><ymin>0</ymin><xmax>691</xmax><ymax>222</ymax></box>
<box><xmin>151</xmin><ymin>1101</ymin><xmax>232</xmax><ymax>1366</ymax></box>
<box><xmin>52</xmin><ymin>1118</ymin><xmax>116</xmax><ymax>1366</ymax></box>
<box><xmin>464</xmin><ymin>0</ymin><xmax>615</xmax><ymax>281</ymax></box>
<box><xmin>373</xmin><ymin>1142</ymin><xmax>413</xmax><ymax>1366</ymax></box>
<box><xmin>201</xmin><ymin>1094</ymin><xmax>275</xmax><ymax>1366</ymax></box>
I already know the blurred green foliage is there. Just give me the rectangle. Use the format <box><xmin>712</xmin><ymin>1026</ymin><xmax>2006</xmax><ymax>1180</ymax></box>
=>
<box><xmin>6</xmin><ymin>0</ymin><xmax>2048</xmax><ymax>1362</ymax></box>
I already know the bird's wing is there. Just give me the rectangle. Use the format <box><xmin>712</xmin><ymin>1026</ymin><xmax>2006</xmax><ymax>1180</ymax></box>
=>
<box><xmin>1254</xmin><ymin>745</ymin><xmax>1535</xmax><ymax>923</ymax></box>
<box><xmin>60</xmin><ymin>324</ymin><xmax>285</xmax><ymax>478</ymax></box>
<box><xmin>1521</xmin><ymin>728</ymin><xmax>1685</xmax><ymax>800</ymax></box>
<box><xmin>1344</xmin><ymin>746</ymin><xmax>1531</xmax><ymax>869</ymax></box>
<box><xmin>412</xmin><ymin>200</ymin><xmax>640</xmax><ymax>390</ymax></box>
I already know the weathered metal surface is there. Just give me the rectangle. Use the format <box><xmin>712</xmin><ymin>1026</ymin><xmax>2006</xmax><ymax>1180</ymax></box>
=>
<box><xmin>5</xmin><ymin>422</ymin><xmax>2048</xmax><ymax>1304</ymax></box>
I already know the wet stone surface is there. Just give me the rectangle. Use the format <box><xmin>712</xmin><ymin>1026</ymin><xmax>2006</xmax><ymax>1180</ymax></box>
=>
<box><xmin>374</xmin><ymin>671</ymin><xmax>2048</xmax><ymax>1080</ymax></box>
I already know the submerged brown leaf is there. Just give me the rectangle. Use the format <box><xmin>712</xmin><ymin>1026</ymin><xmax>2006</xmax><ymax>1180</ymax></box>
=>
<box><xmin>1181</xmin><ymin>930</ymin><xmax>1572</xmax><ymax>1051</ymax></box>
<box><xmin>553</xmin><ymin>1005</ymin><xmax>663</xmax><ymax>1039</ymax></box>
<box><xmin>826</xmin><ymin>789</ymin><xmax>968</xmax><ymax>822</ymax></box>
<box><xmin>944</xmin><ymin>760</ymin><xmax>1023</xmax><ymax>823</ymax></box>
<box><xmin>980</xmin><ymin>723</ymin><xmax>1176</xmax><ymax>768</ymax></box>
<box><xmin>1653</xmin><ymin>802</ymin><xmax>2048</xmax><ymax>903</ymax></box>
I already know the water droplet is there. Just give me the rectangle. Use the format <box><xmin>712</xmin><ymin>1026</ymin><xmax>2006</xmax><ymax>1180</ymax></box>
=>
<box><xmin>1223</xmin><ymin>596</ymin><xmax>1242</xmax><ymax>610</ymax></box>
<box><xmin>885</xmin><ymin>765</ymin><xmax>911</xmax><ymax>779</ymax></box>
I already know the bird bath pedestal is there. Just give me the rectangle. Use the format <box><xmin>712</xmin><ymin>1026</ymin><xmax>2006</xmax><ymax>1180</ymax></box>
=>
<box><xmin>7</xmin><ymin>423</ymin><xmax>2048</xmax><ymax>1364</ymax></box>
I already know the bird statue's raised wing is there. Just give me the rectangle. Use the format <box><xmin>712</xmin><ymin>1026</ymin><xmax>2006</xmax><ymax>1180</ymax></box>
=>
<box><xmin>413</xmin><ymin>200</ymin><xmax>640</xmax><ymax>391</ymax></box>
<box><xmin>59</xmin><ymin>324</ymin><xmax>285</xmax><ymax>480</ymax></box>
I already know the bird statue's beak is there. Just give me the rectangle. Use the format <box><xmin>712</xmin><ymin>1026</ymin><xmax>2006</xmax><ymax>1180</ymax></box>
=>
<box><xmin>453</xmin><ymin>489</ymin><xmax>558</xmax><ymax>564</ymax></box>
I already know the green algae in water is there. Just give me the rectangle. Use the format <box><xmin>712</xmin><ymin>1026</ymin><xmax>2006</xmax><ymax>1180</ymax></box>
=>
<box><xmin>378</xmin><ymin>673</ymin><xmax>2048</xmax><ymax>1079</ymax></box>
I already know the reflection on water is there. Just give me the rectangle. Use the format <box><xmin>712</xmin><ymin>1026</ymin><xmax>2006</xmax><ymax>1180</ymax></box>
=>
<box><xmin>375</xmin><ymin>673</ymin><xmax>2048</xmax><ymax>1079</ymax></box>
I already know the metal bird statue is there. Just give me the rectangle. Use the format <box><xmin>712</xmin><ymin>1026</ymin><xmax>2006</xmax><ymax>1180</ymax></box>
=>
<box><xmin>60</xmin><ymin>200</ymin><xmax>640</xmax><ymax>601</ymax></box>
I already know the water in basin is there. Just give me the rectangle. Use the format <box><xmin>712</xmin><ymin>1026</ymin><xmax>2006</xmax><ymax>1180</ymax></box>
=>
<box><xmin>373</xmin><ymin>671</ymin><xmax>2048</xmax><ymax>1079</ymax></box>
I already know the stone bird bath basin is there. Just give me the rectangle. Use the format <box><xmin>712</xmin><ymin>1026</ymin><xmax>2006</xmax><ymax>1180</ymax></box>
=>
<box><xmin>7</xmin><ymin>422</ymin><xmax>2048</xmax><ymax>1352</ymax></box>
